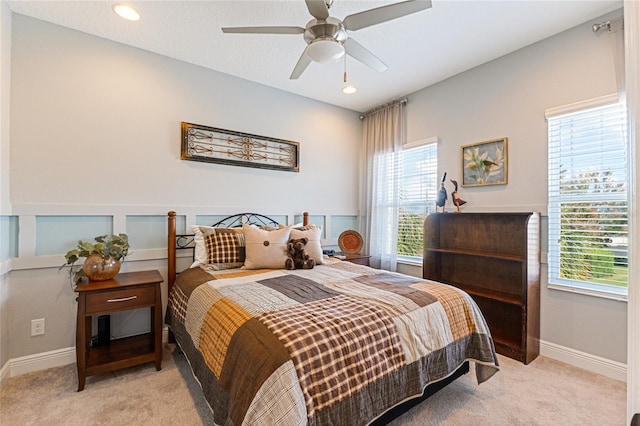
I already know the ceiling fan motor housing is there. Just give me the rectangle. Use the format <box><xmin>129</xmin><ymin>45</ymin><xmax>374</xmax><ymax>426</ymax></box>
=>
<box><xmin>304</xmin><ymin>17</ymin><xmax>347</xmax><ymax>46</ymax></box>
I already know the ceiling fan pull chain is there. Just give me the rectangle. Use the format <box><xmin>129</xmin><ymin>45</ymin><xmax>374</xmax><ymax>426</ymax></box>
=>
<box><xmin>344</xmin><ymin>55</ymin><xmax>347</xmax><ymax>83</ymax></box>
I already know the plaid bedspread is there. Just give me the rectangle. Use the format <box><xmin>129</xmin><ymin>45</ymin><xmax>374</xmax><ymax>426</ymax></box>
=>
<box><xmin>166</xmin><ymin>258</ymin><xmax>499</xmax><ymax>426</ymax></box>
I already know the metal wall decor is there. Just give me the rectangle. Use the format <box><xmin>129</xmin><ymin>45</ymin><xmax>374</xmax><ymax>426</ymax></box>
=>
<box><xmin>181</xmin><ymin>122</ymin><xmax>300</xmax><ymax>172</ymax></box>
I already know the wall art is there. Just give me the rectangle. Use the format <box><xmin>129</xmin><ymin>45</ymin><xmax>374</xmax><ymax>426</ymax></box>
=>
<box><xmin>461</xmin><ymin>137</ymin><xmax>508</xmax><ymax>187</ymax></box>
<box><xmin>181</xmin><ymin>122</ymin><xmax>299</xmax><ymax>172</ymax></box>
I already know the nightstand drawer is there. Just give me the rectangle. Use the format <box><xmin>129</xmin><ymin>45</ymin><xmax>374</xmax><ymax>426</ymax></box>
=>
<box><xmin>85</xmin><ymin>285</ymin><xmax>156</xmax><ymax>314</ymax></box>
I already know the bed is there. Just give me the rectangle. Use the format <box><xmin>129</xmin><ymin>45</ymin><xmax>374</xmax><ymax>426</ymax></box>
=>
<box><xmin>165</xmin><ymin>211</ymin><xmax>499</xmax><ymax>425</ymax></box>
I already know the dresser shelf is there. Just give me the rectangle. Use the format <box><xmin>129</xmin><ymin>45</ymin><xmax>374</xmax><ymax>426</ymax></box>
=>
<box><xmin>423</xmin><ymin>212</ymin><xmax>540</xmax><ymax>364</ymax></box>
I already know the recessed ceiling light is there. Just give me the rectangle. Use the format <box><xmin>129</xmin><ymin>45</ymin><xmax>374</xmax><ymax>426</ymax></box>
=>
<box><xmin>112</xmin><ymin>3</ymin><xmax>140</xmax><ymax>21</ymax></box>
<box><xmin>342</xmin><ymin>85</ymin><xmax>357</xmax><ymax>94</ymax></box>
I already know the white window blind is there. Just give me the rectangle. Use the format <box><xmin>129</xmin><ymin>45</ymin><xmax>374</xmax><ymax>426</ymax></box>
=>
<box><xmin>386</xmin><ymin>140</ymin><xmax>438</xmax><ymax>261</ymax></box>
<box><xmin>547</xmin><ymin>100</ymin><xmax>629</xmax><ymax>297</ymax></box>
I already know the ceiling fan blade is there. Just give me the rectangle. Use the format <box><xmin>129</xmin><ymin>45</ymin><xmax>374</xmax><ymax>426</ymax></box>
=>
<box><xmin>290</xmin><ymin>48</ymin><xmax>312</xmax><ymax>80</ymax></box>
<box><xmin>343</xmin><ymin>0</ymin><xmax>431</xmax><ymax>31</ymax></box>
<box><xmin>222</xmin><ymin>26</ymin><xmax>305</xmax><ymax>35</ymax></box>
<box><xmin>305</xmin><ymin>0</ymin><xmax>330</xmax><ymax>21</ymax></box>
<box><xmin>344</xmin><ymin>38</ymin><xmax>387</xmax><ymax>72</ymax></box>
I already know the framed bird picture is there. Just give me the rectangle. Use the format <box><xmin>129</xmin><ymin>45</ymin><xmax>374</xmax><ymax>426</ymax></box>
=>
<box><xmin>461</xmin><ymin>137</ymin><xmax>508</xmax><ymax>187</ymax></box>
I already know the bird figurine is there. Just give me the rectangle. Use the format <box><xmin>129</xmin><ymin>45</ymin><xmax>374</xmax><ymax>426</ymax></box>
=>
<box><xmin>450</xmin><ymin>179</ymin><xmax>467</xmax><ymax>213</ymax></box>
<box><xmin>436</xmin><ymin>172</ymin><xmax>447</xmax><ymax>212</ymax></box>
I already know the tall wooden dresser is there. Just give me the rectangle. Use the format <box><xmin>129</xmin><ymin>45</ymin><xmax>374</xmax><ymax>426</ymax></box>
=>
<box><xmin>423</xmin><ymin>212</ymin><xmax>540</xmax><ymax>364</ymax></box>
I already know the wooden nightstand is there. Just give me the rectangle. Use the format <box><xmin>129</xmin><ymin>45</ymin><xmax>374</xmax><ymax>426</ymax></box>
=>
<box><xmin>74</xmin><ymin>270</ymin><xmax>163</xmax><ymax>391</ymax></box>
<box><xmin>339</xmin><ymin>253</ymin><xmax>371</xmax><ymax>266</ymax></box>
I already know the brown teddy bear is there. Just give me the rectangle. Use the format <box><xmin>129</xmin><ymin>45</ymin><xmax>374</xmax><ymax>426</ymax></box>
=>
<box><xmin>285</xmin><ymin>238</ymin><xmax>316</xmax><ymax>270</ymax></box>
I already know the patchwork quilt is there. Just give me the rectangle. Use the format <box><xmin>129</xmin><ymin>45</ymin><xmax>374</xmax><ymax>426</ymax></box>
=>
<box><xmin>165</xmin><ymin>258</ymin><xmax>499</xmax><ymax>426</ymax></box>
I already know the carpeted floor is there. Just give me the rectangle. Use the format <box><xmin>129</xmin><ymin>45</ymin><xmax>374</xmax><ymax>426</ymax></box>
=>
<box><xmin>0</xmin><ymin>345</ymin><xmax>626</xmax><ymax>425</ymax></box>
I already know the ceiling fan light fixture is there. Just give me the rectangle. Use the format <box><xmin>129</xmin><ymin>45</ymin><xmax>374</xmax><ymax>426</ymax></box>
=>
<box><xmin>306</xmin><ymin>39</ymin><xmax>345</xmax><ymax>63</ymax></box>
<box><xmin>112</xmin><ymin>3</ymin><xmax>140</xmax><ymax>21</ymax></box>
<box><xmin>342</xmin><ymin>84</ymin><xmax>357</xmax><ymax>94</ymax></box>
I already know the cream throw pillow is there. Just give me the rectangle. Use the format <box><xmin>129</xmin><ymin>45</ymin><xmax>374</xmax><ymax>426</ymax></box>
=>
<box><xmin>191</xmin><ymin>225</ymin><xmax>217</xmax><ymax>267</ymax></box>
<box><xmin>243</xmin><ymin>224</ymin><xmax>292</xmax><ymax>269</ymax></box>
<box><xmin>290</xmin><ymin>225</ymin><xmax>323</xmax><ymax>265</ymax></box>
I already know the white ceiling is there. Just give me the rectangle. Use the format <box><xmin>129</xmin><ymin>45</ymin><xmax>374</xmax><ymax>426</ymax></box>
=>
<box><xmin>6</xmin><ymin>0</ymin><xmax>622</xmax><ymax>112</ymax></box>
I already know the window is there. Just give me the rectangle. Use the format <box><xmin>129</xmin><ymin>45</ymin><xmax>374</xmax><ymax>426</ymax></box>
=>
<box><xmin>376</xmin><ymin>138</ymin><xmax>438</xmax><ymax>262</ymax></box>
<box><xmin>547</xmin><ymin>96</ymin><xmax>629</xmax><ymax>298</ymax></box>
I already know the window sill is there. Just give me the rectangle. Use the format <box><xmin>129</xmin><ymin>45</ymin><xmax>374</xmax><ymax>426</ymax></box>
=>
<box><xmin>547</xmin><ymin>283</ymin><xmax>628</xmax><ymax>303</ymax></box>
<box><xmin>397</xmin><ymin>258</ymin><xmax>422</xmax><ymax>267</ymax></box>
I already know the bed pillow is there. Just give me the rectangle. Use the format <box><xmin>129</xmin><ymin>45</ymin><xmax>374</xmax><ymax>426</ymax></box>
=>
<box><xmin>243</xmin><ymin>224</ymin><xmax>292</xmax><ymax>269</ymax></box>
<box><xmin>290</xmin><ymin>224</ymin><xmax>324</xmax><ymax>265</ymax></box>
<box><xmin>191</xmin><ymin>225</ymin><xmax>216</xmax><ymax>267</ymax></box>
<box><xmin>191</xmin><ymin>225</ymin><xmax>245</xmax><ymax>270</ymax></box>
<box><xmin>204</xmin><ymin>228</ymin><xmax>245</xmax><ymax>269</ymax></box>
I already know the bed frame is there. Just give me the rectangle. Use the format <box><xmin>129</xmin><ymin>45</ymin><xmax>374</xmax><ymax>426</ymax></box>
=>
<box><xmin>165</xmin><ymin>210</ymin><xmax>468</xmax><ymax>424</ymax></box>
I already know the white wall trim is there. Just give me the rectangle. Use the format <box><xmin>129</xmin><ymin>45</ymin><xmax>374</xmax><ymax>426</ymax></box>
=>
<box><xmin>544</xmin><ymin>93</ymin><xmax>619</xmax><ymax>119</ymax></box>
<box><xmin>0</xmin><ymin>358</ymin><xmax>9</xmax><ymax>382</ymax></box>
<box><xmin>10</xmin><ymin>203</ymin><xmax>359</xmax><ymax>217</ymax></box>
<box><xmin>453</xmin><ymin>204</ymin><xmax>548</xmax><ymax>215</ymax></box>
<box><xmin>8</xmin><ymin>346</ymin><xmax>76</xmax><ymax>377</ymax></box>
<box><xmin>10</xmin><ymin>248</ymin><xmax>172</xmax><ymax>271</ymax></box>
<box><xmin>0</xmin><ymin>257</ymin><xmax>11</xmax><ymax>276</ymax></box>
<box><xmin>540</xmin><ymin>339</ymin><xmax>626</xmax><ymax>382</ymax></box>
<box><xmin>1</xmin><ymin>327</ymin><xmax>170</xmax><ymax>380</ymax></box>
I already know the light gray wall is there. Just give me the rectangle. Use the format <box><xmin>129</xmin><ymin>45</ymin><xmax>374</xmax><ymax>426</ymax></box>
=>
<box><xmin>5</xmin><ymin>14</ymin><xmax>362</xmax><ymax>361</ymax></box>
<box><xmin>403</xmin><ymin>12</ymin><xmax>626</xmax><ymax>363</ymax></box>
<box><xmin>10</xmin><ymin>15</ymin><xmax>361</xmax><ymax>211</ymax></box>
<box><xmin>0</xmin><ymin>1</ymin><xmax>12</xmax><ymax>370</ymax></box>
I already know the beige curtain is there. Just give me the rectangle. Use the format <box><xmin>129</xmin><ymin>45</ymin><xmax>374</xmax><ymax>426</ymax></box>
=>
<box><xmin>609</xmin><ymin>18</ymin><xmax>625</xmax><ymax>98</ymax></box>
<box><xmin>358</xmin><ymin>101</ymin><xmax>407</xmax><ymax>271</ymax></box>
<box><xmin>626</xmin><ymin>1</ymin><xmax>640</xmax><ymax>423</ymax></box>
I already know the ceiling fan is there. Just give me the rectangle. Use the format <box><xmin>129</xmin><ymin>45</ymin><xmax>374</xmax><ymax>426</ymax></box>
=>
<box><xmin>222</xmin><ymin>0</ymin><xmax>432</xmax><ymax>80</ymax></box>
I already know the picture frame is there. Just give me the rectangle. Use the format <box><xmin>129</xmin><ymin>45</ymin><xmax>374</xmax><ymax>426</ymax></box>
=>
<box><xmin>461</xmin><ymin>137</ymin><xmax>508</xmax><ymax>187</ymax></box>
<box><xmin>181</xmin><ymin>122</ymin><xmax>300</xmax><ymax>172</ymax></box>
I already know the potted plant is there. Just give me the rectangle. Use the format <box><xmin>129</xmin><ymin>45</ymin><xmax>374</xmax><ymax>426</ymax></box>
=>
<box><xmin>60</xmin><ymin>234</ymin><xmax>130</xmax><ymax>284</ymax></box>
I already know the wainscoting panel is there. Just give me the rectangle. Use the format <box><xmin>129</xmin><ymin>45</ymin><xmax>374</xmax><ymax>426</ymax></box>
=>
<box><xmin>126</xmin><ymin>215</ymin><xmax>167</xmax><ymax>250</ymax></box>
<box><xmin>0</xmin><ymin>215</ymin><xmax>17</xmax><ymax>260</ymax></box>
<box><xmin>330</xmin><ymin>215</ymin><xmax>359</xmax><ymax>238</ymax></box>
<box><xmin>35</xmin><ymin>215</ymin><xmax>112</xmax><ymax>255</ymax></box>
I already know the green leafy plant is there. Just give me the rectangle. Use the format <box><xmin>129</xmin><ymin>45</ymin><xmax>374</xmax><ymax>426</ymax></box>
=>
<box><xmin>59</xmin><ymin>234</ymin><xmax>130</xmax><ymax>284</ymax></box>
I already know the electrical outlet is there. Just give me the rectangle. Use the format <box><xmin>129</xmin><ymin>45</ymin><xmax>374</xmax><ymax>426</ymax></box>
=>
<box><xmin>31</xmin><ymin>318</ymin><xmax>45</xmax><ymax>336</ymax></box>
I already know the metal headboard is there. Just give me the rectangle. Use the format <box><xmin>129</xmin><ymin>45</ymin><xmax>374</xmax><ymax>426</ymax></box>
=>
<box><xmin>173</xmin><ymin>213</ymin><xmax>282</xmax><ymax>259</ymax></box>
<box><xmin>167</xmin><ymin>211</ymin><xmax>308</xmax><ymax>295</ymax></box>
<box><xmin>211</xmin><ymin>213</ymin><xmax>281</xmax><ymax>229</ymax></box>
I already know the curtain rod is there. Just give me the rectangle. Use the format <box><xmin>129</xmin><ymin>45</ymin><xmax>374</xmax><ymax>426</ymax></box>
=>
<box><xmin>359</xmin><ymin>97</ymin><xmax>408</xmax><ymax>120</ymax></box>
<box><xmin>592</xmin><ymin>17</ymin><xmax>623</xmax><ymax>33</ymax></box>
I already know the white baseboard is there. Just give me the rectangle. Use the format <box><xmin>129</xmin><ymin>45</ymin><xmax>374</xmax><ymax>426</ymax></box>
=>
<box><xmin>1</xmin><ymin>327</ymin><xmax>170</xmax><ymax>381</ymax></box>
<box><xmin>0</xmin><ymin>358</ymin><xmax>10</xmax><ymax>382</ymax></box>
<box><xmin>540</xmin><ymin>339</ymin><xmax>627</xmax><ymax>382</ymax></box>
<box><xmin>8</xmin><ymin>346</ymin><xmax>76</xmax><ymax>377</ymax></box>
